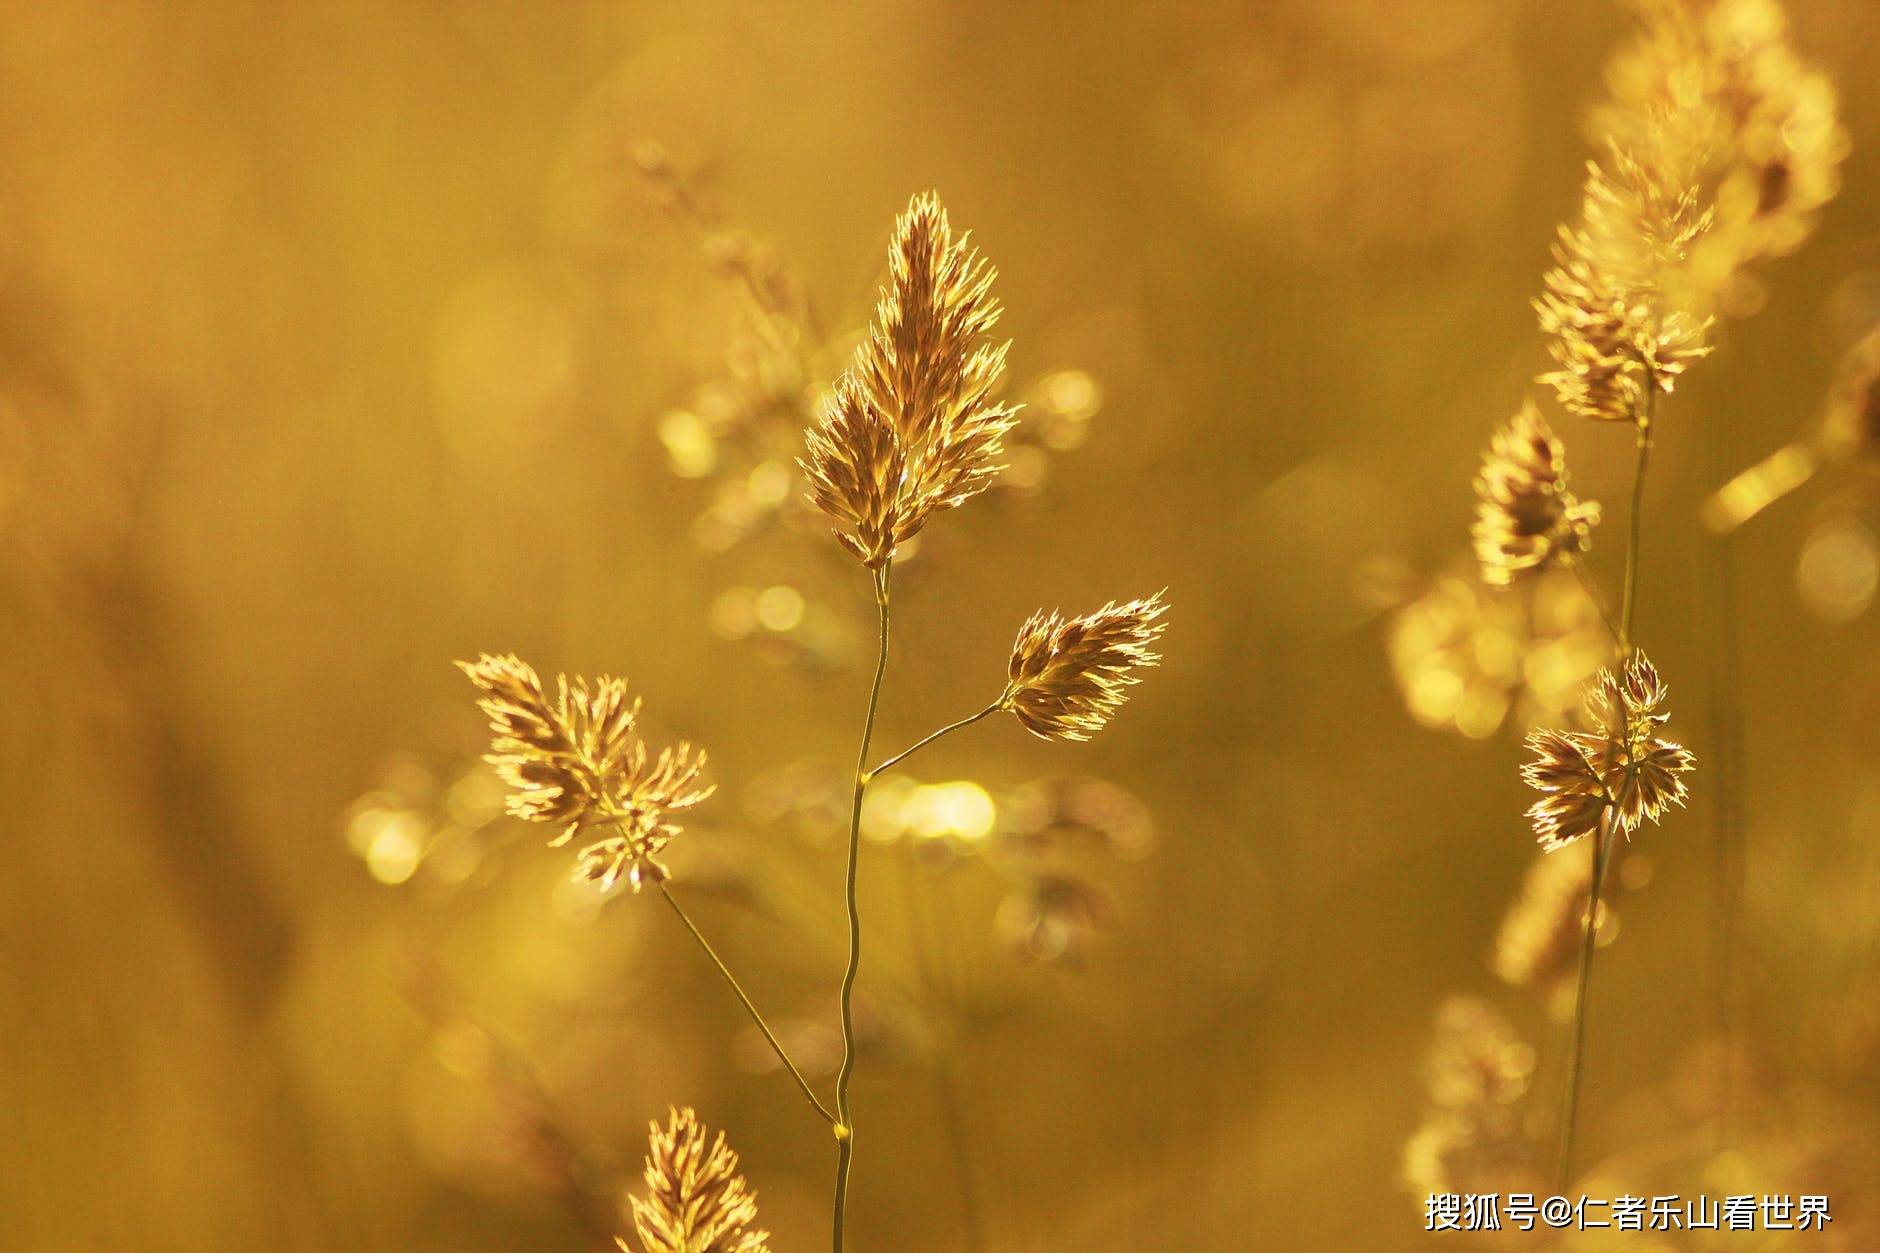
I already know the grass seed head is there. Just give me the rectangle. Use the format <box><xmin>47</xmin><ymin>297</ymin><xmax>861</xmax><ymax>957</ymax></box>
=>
<box><xmin>1472</xmin><ymin>402</ymin><xmax>1603</xmax><ymax>585</ymax></box>
<box><xmin>1002</xmin><ymin>592</ymin><xmax>1169</xmax><ymax>741</ymax></box>
<box><xmin>1536</xmin><ymin>150</ymin><xmax>1714</xmax><ymax>425</ymax></box>
<box><xmin>458</xmin><ymin>653</ymin><xmax>713</xmax><ymax>890</ymax></box>
<box><xmin>1520</xmin><ymin>650</ymin><xmax>1694</xmax><ymax>850</ymax></box>
<box><xmin>801</xmin><ymin>192</ymin><xmax>1019</xmax><ymax>567</ymax></box>
<box><xmin>621</xmin><ymin>1107</ymin><xmax>770</xmax><ymax>1253</ymax></box>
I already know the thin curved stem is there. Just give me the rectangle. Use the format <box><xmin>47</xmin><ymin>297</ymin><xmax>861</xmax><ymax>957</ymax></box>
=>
<box><xmin>1558</xmin><ymin>383</ymin><xmax>1655</xmax><ymax>1188</ymax></box>
<box><xmin>657</xmin><ymin>881</ymin><xmax>838</xmax><ymax>1127</ymax></box>
<box><xmin>1556</xmin><ymin>813</ymin><xmax>1614</xmax><ymax>1190</ymax></box>
<box><xmin>868</xmin><ymin>701</ymin><xmax>1004</xmax><ymax>781</ymax></box>
<box><xmin>834</xmin><ymin>563</ymin><xmax>893</xmax><ymax>1252</ymax></box>
<box><xmin>1620</xmin><ymin>393</ymin><xmax>1655</xmax><ymax>651</ymax></box>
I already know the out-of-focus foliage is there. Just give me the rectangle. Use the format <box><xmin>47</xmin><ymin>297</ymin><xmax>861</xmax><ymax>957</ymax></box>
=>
<box><xmin>2</xmin><ymin>2</ymin><xmax>1877</xmax><ymax>1249</ymax></box>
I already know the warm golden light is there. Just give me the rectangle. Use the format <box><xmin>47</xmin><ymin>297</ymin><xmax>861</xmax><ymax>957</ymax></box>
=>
<box><xmin>5</xmin><ymin>2</ymin><xmax>1874</xmax><ymax>1249</ymax></box>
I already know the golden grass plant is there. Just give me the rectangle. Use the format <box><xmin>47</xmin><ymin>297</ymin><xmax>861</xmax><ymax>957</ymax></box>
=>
<box><xmin>460</xmin><ymin>191</ymin><xmax>1169</xmax><ymax>1250</ymax></box>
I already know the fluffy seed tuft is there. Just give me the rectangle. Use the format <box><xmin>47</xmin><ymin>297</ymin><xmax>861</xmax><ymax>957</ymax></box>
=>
<box><xmin>620</xmin><ymin>1107</ymin><xmax>770</xmax><ymax>1253</ymax></box>
<box><xmin>1536</xmin><ymin>149</ymin><xmax>1713</xmax><ymax>425</ymax></box>
<box><xmin>1472</xmin><ymin>402</ymin><xmax>1602</xmax><ymax>585</ymax></box>
<box><xmin>1519</xmin><ymin>650</ymin><xmax>1695</xmax><ymax>850</ymax></box>
<box><xmin>1002</xmin><ymin>593</ymin><xmax>1169</xmax><ymax>741</ymax></box>
<box><xmin>801</xmin><ymin>192</ymin><xmax>1019</xmax><ymax>567</ymax></box>
<box><xmin>458</xmin><ymin>654</ymin><xmax>714</xmax><ymax>890</ymax></box>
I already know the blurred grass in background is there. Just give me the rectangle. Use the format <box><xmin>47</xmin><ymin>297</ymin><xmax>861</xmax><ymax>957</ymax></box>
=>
<box><xmin>2</xmin><ymin>1</ymin><xmax>1877</xmax><ymax>1248</ymax></box>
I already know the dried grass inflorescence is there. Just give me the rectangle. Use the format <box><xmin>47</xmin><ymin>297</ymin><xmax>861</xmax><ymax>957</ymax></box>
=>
<box><xmin>1001</xmin><ymin>593</ymin><xmax>1169</xmax><ymax>741</ymax></box>
<box><xmin>802</xmin><ymin>374</ymin><xmax>906</xmax><ymax>569</ymax></box>
<box><xmin>458</xmin><ymin>653</ymin><xmax>713</xmax><ymax>891</ymax></box>
<box><xmin>1536</xmin><ymin>149</ymin><xmax>1713</xmax><ymax>425</ymax></box>
<box><xmin>1397</xmin><ymin>0</ymin><xmax>1842</xmax><ymax>1206</ymax></box>
<box><xmin>1520</xmin><ymin>651</ymin><xmax>1695</xmax><ymax>850</ymax></box>
<box><xmin>1472</xmin><ymin>403</ymin><xmax>1603</xmax><ymax>585</ymax></box>
<box><xmin>620</xmin><ymin>1107</ymin><xmax>770</xmax><ymax>1253</ymax></box>
<box><xmin>1599</xmin><ymin>0</ymin><xmax>1847</xmax><ymax>288</ymax></box>
<box><xmin>1402</xmin><ymin>998</ymin><xmax>1541</xmax><ymax>1197</ymax></box>
<box><xmin>802</xmin><ymin>192</ymin><xmax>1019</xmax><ymax>567</ymax></box>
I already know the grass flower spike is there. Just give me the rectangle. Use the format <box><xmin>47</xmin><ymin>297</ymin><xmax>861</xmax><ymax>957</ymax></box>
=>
<box><xmin>803</xmin><ymin>374</ymin><xmax>907</xmax><ymax>567</ymax></box>
<box><xmin>621</xmin><ymin>1107</ymin><xmax>770</xmax><ymax>1253</ymax></box>
<box><xmin>1592</xmin><ymin>651</ymin><xmax>1697</xmax><ymax>835</ymax></box>
<box><xmin>1520</xmin><ymin>651</ymin><xmax>1695</xmax><ymax>851</ymax></box>
<box><xmin>1598</xmin><ymin>0</ymin><xmax>1847</xmax><ymax>285</ymax></box>
<box><xmin>806</xmin><ymin>192</ymin><xmax>1169</xmax><ymax>1248</ymax></box>
<box><xmin>801</xmin><ymin>192</ymin><xmax>1018</xmax><ymax>567</ymax></box>
<box><xmin>458</xmin><ymin>653</ymin><xmax>713</xmax><ymax>891</ymax></box>
<box><xmin>569</xmin><ymin>742</ymin><xmax>713</xmax><ymax>892</ymax></box>
<box><xmin>1411</xmin><ymin>0</ymin><xmax>1843</xmax><ymax>1203</ymax></box>
<box><xmin>1002</xmin><ymin>593</ymin><xmax>1169</xmax><ymax>741</ymax></box>
<box><xmin>858</xmin><ymin>191</ymin><xmax>1013</xmax><ymax>460</ymax></box>
<box><xmin>1472</xmin><ymin>403</ymin><xmax>1602</xmax><ymax>585</ymax></box>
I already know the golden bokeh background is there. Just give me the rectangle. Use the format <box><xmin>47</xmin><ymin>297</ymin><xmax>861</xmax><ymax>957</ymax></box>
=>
<box><xmin>3</xmin><ymin>1</ymin><xmax>1877</xmax><ymax>1248</ymax></box>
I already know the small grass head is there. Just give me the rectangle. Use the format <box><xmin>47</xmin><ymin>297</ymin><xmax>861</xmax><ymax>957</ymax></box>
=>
<box><xmin>623</xmin><ymin>1107</ymin><xmax>770</xmax><ymax>1253</ymax></box>
<box><xmin>458</xmin><ymin>653</ymin><xmax>714</xmax><ymax>890</ymax></box>
<box><xmin>1002</xmin><ymin>592</ymin><xmax>1169</xmax><ymax>741</ymax></box>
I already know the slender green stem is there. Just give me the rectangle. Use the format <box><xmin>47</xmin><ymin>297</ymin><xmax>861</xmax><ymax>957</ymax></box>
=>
<box><xmin>1557</xmin><ymin>382</ymin><xmax>1656</xmax><ymax>1188</ymax></box>
<box><xmin>657</xmin><ymin>881</ymin><xmax>838</xmax><ymax>1127</ymax></box>
<box><xmin>834</xmin><ymin>563</ymin><xmax>893</xmax><ymax>1252</ymax></box>
<box><xmin>868</xmin><ymin>701</ymin><xmax>1004</xmax><ymax>781</ymax></box>
<box><xmin>845</xmin><ymin>685</ymin><xmax>1005</xmax><ymax>1249</ymax></box>
<box><xmin>1555</xmin><ymin>814</ymin><xmax>1615</xmax><ymax>1190</ymax></box>
<box><xmin>1620</xmin><ymin>391</ymin><xmax>1655</xmax><ymax>651</ymax></box>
